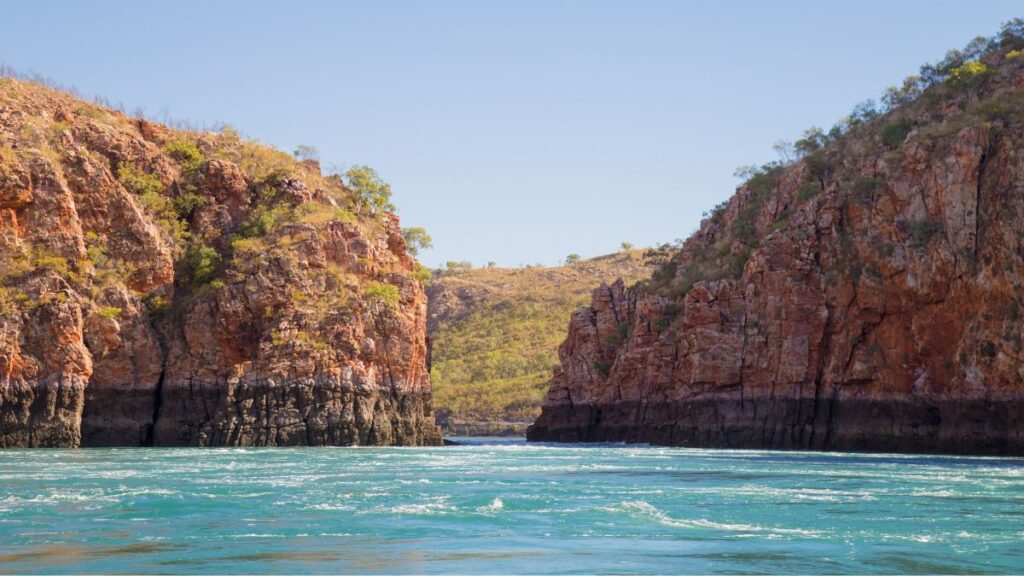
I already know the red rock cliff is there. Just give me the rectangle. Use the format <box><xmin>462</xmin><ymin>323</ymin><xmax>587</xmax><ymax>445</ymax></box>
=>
<box><xmin>0</xmin><ymin>78</ymin><xmax>441</xmax><ymax>447</ymax></box>
<box><xmin>529</xmin><ymin>35</ymin><xmax>1024</xmax><ymax>455</ymax></box>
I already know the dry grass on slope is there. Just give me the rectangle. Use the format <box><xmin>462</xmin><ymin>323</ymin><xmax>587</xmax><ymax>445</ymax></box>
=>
<box><xmin>426</xmin><ymin>251</ymin><xmax>654</xmax><ymax>428</ymax></box>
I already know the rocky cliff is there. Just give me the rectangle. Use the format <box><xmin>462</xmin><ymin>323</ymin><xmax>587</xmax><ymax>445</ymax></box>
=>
<box><xmin>529</xmin><ymin>27</ymin><xmax>1024</xmax><ymax>455</ymax></box>
<box><xmin>0</xmin><ymin>77</ymin><xmax>441</xmax><ymax>447</ymax></box>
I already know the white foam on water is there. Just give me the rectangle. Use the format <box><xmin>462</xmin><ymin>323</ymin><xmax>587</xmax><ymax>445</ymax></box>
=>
<box><xmin>387</xmin><ymin>502</ymin><xmax>455</xmax><ymax>515</ymax></box>
<box><xmin>477</xmin><ymin>497</ymin><xmax>504</xmax><ymax>513</ymax></box>
<box><xmin>910</xmin><ymin>488</ymin><xmax>958</xmax><ymax>498</ymax></box>
<box><xmin>304</xmin><ymin>503</ymin><xmax>356</xmax><ymax>511</ymax></box>
<box><xmin>605</xmin><ymin>500</ymin><xmax>827</xmax><ymax>538</ymax></box>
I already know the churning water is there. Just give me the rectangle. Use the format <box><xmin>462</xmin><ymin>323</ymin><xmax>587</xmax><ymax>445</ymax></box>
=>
<box><xmin>0</xmin><ymin>437</ymin><xmax>1022</xmax><ymax>574</ymax></box>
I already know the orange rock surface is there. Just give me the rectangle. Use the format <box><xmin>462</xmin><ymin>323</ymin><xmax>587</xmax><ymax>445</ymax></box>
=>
<box><xmin>529</xmin><ymin>48</ymin><xmax>1024</xmax><ymax>455</ymax></box>
<box><xmin>0</xmin><ymin>79</ymin><xmax>440</xmax><ymax>446</ymax></box>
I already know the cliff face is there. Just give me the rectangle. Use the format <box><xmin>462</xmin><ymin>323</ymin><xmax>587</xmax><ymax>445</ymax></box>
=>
<box><xmin>0</xmin><ymin>78</ymin><xmax>441</xmax><ymax>447</ymax></box>
<box><xmin>529</xmin><ymin>39</ymin><xmax>1024</xmax><ymax>455</ymax></box>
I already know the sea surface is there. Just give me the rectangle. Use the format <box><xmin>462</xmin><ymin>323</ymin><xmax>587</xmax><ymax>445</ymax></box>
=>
<box><xmin>0</xmin><ymin>437</ymin><xmax>1022</xmax><ymax>574</ymax></box>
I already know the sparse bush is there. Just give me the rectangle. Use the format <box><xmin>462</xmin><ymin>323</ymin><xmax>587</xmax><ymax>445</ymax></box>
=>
<box><xmin>565</xmin><ymin>254</ymin><xmax>581</xmax><ymax>264</ymax></box>
<box><xmin>173</xmin><ymin>192</ymin><xmax>206</xmax><ymax>219</ymax></box>
<box><xmin>293</xmin><ymin>145</ymin><xmax>319</xmax><ymax>161</ymax></box>
<box><xmin>232</xmin><ymin>141</ymin><xmax>295</xmax><ymax>181</ymax></box>
<box><xmin>412</xmin><ymin>263</ymin><xmax>432</xmax><ymax>283</ymax></box>
<box><xmin>653</xmin><ymin>314</ymin><xmax>674</xmax><ymax>331</ymax></box>
<box><xmin>117</xmin><ymin>164</ymin><xmax>163</xmax><ymax>197</ymax></box>
<box><xmin>85</xmin><ymin>244</ymin><xmax>107</xmax><ymax>269</ymax></box>
<box><xmin>948</xmin><ymin>60</ymin><xmax>990</xmax><ymax>90</ymax></box>
<box><xmin>239</xmin><ymin>203</ymin><xmax>293</xmax><ymax>238</ymax></box>
<box><xmin>118</xmin><ymin>164</ymin><xmax>189</xmax><ymax>247</ymax></box>
<box><xmin>145</xmin><ymin>295</ymin><xmax>170</xmax><ymax>318</ymax></box>
<box><xmin>363</xmin><ymin>281</ymin><xmax>400</xmax><ymax>309</ymax></box>
<box><xmin>345</xmin><ymin>165</ymin><xmax>395</xmax><ymax>214</ymax></box>
<box><xmin>620</xmin><ymin>242</ymin><xmax>634</xmax><ymax>251</ymax></box>
<box><xmin>161</xmin><ymin>138</ymin><xmax>204</xmax><ymax>174</ymax></box>
<box><xmin>880</xmin><ymin>119</ymin><xmax>912</xmax><ymax>148</ymax></box>
<box><xmin>230</xmin><ymin>236</ymin><xmax>267</xmax><ymax>257</ymax></box>
<box><xmin>906</xmin><ymin>218</ymin><xmax>942</xmax><ymax>248</ymax></box>
<box><xmin>796</xmin><ymin>182</ymin><xmax>820</xmax><ymax>202</ymax></box>
<box><xmin>850</xmin><ymin>99</ymin><xmax>881</xmax><ymax>125</ymax></box>
<box><xmin>402</xmin><ymin>227</ymin><xmax>433</xmax><ymax>256</ymax></box>
<box><xmin>99</xmin><ymin>306</ymin><xmax>122</xmax><ymax>319</ymax></box>
<box><xmin>852</xmin><ymin>177</ymin><xmax>883</xmax><ymax>204</ymax></box>
<box><xmin>446</xmin><ymin>261</ymin><xmax>473</xmax><ymax>271</ymax></box>
<box><xmin>794</xmin><ymin>127</ymin><xmax>826</xmax><ymax>156</ymax></box>
<box><xmin>297</xmin><ymin>203</ymin><xmax>356</xmax><ymax>226</ymax></box>
<box><xmin>182</xmin><ymin>244</ymin><xmax>221</xmax><ymax>284</ymax></box>
<box><xmin>881</xmin><ymin>76</ymin><xmax>924</xmax><ymax>111</ymax></box>
<box><xmin>32</xmin><ymin>250</ymin><xmax>69</xmax><ymax>276</ymax></box>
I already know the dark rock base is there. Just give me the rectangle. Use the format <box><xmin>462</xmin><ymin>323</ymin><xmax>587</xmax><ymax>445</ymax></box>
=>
<box><xmin>527</xmin><ymin>397</ymin><xmax>1024</xmax><ymax>456</ymax></box>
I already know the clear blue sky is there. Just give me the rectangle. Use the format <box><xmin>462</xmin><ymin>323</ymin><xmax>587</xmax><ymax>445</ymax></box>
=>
<box><xmin>2</xmin><ymin>1</ymin><xmax>1020</xmax><ymax>267</ymax></box>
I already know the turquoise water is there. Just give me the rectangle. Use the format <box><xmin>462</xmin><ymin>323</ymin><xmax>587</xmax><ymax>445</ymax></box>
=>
<box><xmin>0</xmin><ymin>438</ymin><xmax>1022</xmax><ymax>574</ymax></box>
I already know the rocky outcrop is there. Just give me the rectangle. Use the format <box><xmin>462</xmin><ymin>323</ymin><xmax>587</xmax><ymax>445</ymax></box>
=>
<box><xmin>0</xmin><ymin>78</ymin><xmax>441</xmax><ymax>447</ymax></box>
<box><xmin>529</xmin><ymin>40</ymin><xmax>1024</xmax><ymax>455</ymax></box>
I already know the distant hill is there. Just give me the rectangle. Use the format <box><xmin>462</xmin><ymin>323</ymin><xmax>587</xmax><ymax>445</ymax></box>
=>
<box><xmin>425</xmin><ymin>251</ymin><xmax>654</xmax><ymax>433</ymax></box>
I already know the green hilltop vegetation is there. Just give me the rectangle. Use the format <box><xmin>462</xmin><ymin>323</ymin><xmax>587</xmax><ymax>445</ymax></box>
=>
<box><xmin>426</xmin><ymin>248</ymin><xmax>655</xmax><ymax>433</ymax></box>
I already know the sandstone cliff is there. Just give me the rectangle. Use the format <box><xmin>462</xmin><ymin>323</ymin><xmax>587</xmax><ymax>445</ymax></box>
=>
<box><xmin>529</xmin><ymin>28</ymin><xmax>1024</xmax><ymax>455</ymax></box>
<box><xmin>0</xmin><ymin>78</ymin><xmax>441</xmax><ymax>447</ymax></box>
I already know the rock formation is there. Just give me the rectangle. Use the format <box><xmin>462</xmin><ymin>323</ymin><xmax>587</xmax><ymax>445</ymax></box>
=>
<box><xmin>529</xmin><ymin>32</ymin><xmax>1024</xmax><ymax>455</ymax></box>
<box><xmin>0</xmin><ymin>78</ymin><xmax>441</xmax><ymax>447</ymax></box>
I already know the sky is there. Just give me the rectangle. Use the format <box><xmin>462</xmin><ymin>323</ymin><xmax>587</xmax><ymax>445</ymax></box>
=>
<box><xmin>2</xmin><ymin>1</ymin><xmax>1020</xmax><ymax>268</ymax></box>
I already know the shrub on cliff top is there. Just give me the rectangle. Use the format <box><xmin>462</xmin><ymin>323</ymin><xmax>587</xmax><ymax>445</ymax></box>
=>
<box><xmin>402</xmin><ymin>227</ymin><xmax>433</xmax><ymax>256</ymax></box>
<box><xmin>948</xmin><ymin>60</ymin><xmax>990</xmax><ymax>90</ymax></box>
<box><xmin>446</xmin><ymin>261</ymin><xmax>473</xmax><ymax>271</ymax></box>
<box><xmin>345</xmin><ymin>165</ymin><xmax>395</xmax><ymax>214</ymax></box>
<box><xmin>293</xmin><ymin>145</ymin><xmax>319</xmax><ymax>161</ymax></box>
